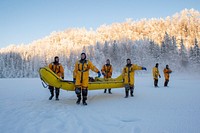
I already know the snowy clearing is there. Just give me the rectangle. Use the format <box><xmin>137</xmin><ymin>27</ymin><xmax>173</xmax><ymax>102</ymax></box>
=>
<box><xmin>0</xmin><ymin>73</ymin><xmax>200</xmax><ymax>133</ymax></box>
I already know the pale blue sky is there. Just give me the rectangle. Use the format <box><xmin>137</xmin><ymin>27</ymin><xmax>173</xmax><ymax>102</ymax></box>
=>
<box><xmin>0</xmin><ymin>0</ymin><xmax>199</xmax><ymax>48</ymax></box>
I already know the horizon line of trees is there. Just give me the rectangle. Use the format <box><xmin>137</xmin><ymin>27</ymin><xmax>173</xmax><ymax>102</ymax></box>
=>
<box><xmin>0</xmin><ymin>32</ymin><xmax>199</xmax><ymax>78</ymax></box>
<box><xmin>0</xmin><ymin>9</ymin><xmax>200</xmax><ymax>78</ymax></box>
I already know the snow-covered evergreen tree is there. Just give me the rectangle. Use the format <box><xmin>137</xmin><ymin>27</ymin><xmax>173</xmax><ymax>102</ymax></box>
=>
<box><xmin>93</xmin><ymin>42</ymin><xmax>105</xmax><ymax>68</ymax></box>
<box><xmin>193</xmin><ymin>38</ymin><xmax>200</xmax><ymax>64</ymax></box>
<box><xmin>102</xmin><ymin>41</ymin><xmax>110</xmax><ymax>59</ymax></box>
<box><xmin>179</xmin><ymin>39</ymin><xmax>189</xmax><ymax>68</ymax></box>
<box><xmin>189</xmin><ymin>47</ymin><xmax>195</xmax><ymax>64</ymax></box>
<box><xmin>148</xmin><ymin>40</ymin><xmax>160</xmax><ymax>63</ymax></box>
<box><xmin>110</xmin><ymin>40</ymin><xmax>120</xmax><ymax>67</ymax></box>
<box><xmin>130</xmin><ymin>43</ymin><xmax>137</xmax><ymax>64</ymax></box>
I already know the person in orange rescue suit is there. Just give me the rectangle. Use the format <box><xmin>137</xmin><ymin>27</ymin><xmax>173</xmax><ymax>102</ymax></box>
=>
<box><xmin>163</xmin><ymin>65</ymin><xmax>172</xmax><ymax>87</ymax></box>
<box><xmin>101</xmin><ymin>59</ymin><xmax>113</xmax><ymax>94</ymax></box>
<box><xmin>73</xmin><ymin>53</ymin><xmax>101</xmax><ymax>105</ymax></box>
<box><xmin>122</xmin><ymin>58</ymin><xmax>147</xmax><ymax>98</ymax></box>
<box><xmin>152</xmin><ymin>63</ymin><xmax>161</xmax><ymax>87</ymax></box>
<box><xmin>48</xmin><ymin>56</ymin><xmax>64</xmax><ymax>100</ymax></box>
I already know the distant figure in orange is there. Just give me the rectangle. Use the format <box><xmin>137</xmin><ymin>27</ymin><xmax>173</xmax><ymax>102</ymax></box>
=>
<box><xmin>163</xmin><ymin>65</ymin><xmax>172</xmax><ymax>87</ymax></box>
<box><xmin>152</xmin><ymin>63</ymin><xmax>161</xmax><ymax>87</ymax></box>
<box><xmin>101</xmin><ymin>59</ymin><xmax>113</xmax><ymax>94</ymax></box>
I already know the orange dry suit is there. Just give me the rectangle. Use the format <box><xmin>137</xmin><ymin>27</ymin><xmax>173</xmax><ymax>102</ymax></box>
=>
<box><xmin>48</xmin><ymin>62</ymin><xmax>64</xmax><ymax>100</ymax></box>
<box><xmin>49</xmin><ymin>62</ymin><xmax>64</xmax><ymax>78</ymax></box>
<box><xmin>73</xmin><ymin>59</ymin><xmax>99</xmax><ymax>88</ymax></box>
<box><xmin>163</xmin><ymin>68</ymin><xmax>172</xmax><ymax>80</ymax></box>
<box><xmin>101</xmin><ymin>64</ymin><xmax>113</xmax><ymax>79</ymax></box>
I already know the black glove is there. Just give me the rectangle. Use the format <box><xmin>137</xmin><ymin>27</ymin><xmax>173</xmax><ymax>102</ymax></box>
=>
<box><xmin>62</xmin><ymin>77</ymin><xmax>64</xmax><ymax>79</ymax></box>
<box><xmin>73</xmin><ymin>78</ymin><xmax>76</xmax><ymax>83</ymax></box>
<box><xmin>159</xmin><ymin>75</ymin><xmax>161</xmax><ymax>78</ymax></box>
<box><xmin>142</xmin><ymin>67</ymin><xmax>147</xmax><ymax>70</ymax></box>
<box><xmin>102</xmin><ymin>72</ymin><xmax>106</xmax><ymax>76</ymax></box>
<box><xmin>97</xmin><ymin>71</ymin><xmax>101</xmax><ymax>77</ymax></box>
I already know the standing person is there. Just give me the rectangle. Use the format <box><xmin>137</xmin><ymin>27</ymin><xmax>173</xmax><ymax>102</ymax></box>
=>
<box><xmin>122</xmin><ymin>58</ymin><xmax>147</xmax><ymax>98</ymax></box>
<box><xmin>73</xmin><ymin>53</ymin><xmax>101</xmax><ymax>105</ymax></box>
<box><xmin>163</xmin><ymin>65</ymin><xmax>172</xmax><ymax>87</ymax></box>
<box><xmin>48</xmin><ymin>56</ymin><xmax>64</xmax><ymax>100</ymax></box>
<box><xmin>101</xmin><ymin>59</ymin><xmax>113</xmax><ymax>94</ymax></box>
<box><xmin>152</xmin><ymin>63</ymin><xmax>161</xmax><ymax>87</ymax></box>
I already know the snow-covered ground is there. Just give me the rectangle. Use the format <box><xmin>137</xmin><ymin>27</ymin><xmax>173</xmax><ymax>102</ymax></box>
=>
<box><xmin>0</xmin><ymin>73</ymin><xmax>200</xmax><ymax>133</ymax></box>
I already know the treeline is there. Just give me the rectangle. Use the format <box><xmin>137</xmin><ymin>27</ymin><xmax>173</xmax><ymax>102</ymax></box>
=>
<box><xmin>0</xmin><ymin>32</ymin><xmax>200</xmax><ymax>78</ymax></box>
<box><xmin>23</xmin><ymin>8</ymin><xmax>199</xmax><ymax>50</ymax></box>
<box><xmin>0</xmin><ymin>9</ymin><xmax>200</xmax><ymax>78</ymax></box>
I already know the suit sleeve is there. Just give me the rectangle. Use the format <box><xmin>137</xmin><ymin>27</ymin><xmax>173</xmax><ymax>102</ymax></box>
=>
<box><xmin>49</xmin><ymin>63</ymin><xmax>52</xmax><ymax>70</ymax></box>
<box><xmin>110</xmin><ymin>66</ymin><xmax>113</xmax><ymax>76</ymax></box>
<box><xmin>59</xmin><ymin>64</ymin><xmax>64</xmax><ymax>77</ymax></box>
<box><xmin>122</xmin><ymin>67</ymin><xmax>125</xmax><ymax>79</ymax></box>
<box><xmin>73</xmin><ymin>61</ymin><xmax>78</xmax><ymax>78</ymax></box>
<box><xmin>101</xmin><ymin>65</ymin><xmax>105</xmax><ymax>74</ymax></box>
<box><xmin>132</xmin><ymin>64</ymin><xmax>142</xmax><ymax>71</ymax></box>
<box><xmin>88</xmin><ymin>60</ymin><xmax>99</xmax><ymax>73</ymax></box>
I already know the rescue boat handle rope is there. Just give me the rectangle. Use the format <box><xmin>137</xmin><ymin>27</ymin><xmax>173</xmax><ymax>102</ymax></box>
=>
<box><xmin>39</xmin><ymin>67</ymin><xmax>61</xmax><ymax>88</ymax></box>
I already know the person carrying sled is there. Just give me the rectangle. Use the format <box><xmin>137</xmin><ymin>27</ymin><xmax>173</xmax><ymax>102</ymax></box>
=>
<box><xmin>101</xmin><ymin>59</ymin><xmax>113</xmax><ymax>94</ymax></box>
<box><xmin>163</xmin><ymin>65</ymin><xmax>172</xmax><ymax>87</ymax></box>
<box><xmin>48</xmin><ymin>56</ymin><xmax>64</xmax><ymax>100</ymax></box>
<box><xmin>152</xmin><ymin>63</ymin><xmax>161</xmax><ymax>87</ymax></box>
<box><xmin>73</xmin><ymin>53</ymin><xmax>101</xmax><ymax>105</ymax></box>
<box><xmin>122</xmin><ymin>58</ymin><xmax>147</xmax><ymax>98</ymax></box>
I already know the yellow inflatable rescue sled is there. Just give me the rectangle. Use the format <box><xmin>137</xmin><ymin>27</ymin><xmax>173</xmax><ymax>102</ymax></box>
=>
<box><xmin>39</xmin><ymin>67</ymin><xmax>124</xmax><ymax>91</ymax></box>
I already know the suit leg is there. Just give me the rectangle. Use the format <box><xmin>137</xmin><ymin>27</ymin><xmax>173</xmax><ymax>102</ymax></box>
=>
<box><xmin>55</xmin><ymin>88</ymin><xmax>60</xmax><ymax>100</ymax></box>
<box><xmin>48</xmin><ymin>86</ymin><xmax>54</xmax><ymax>100</ymax></box>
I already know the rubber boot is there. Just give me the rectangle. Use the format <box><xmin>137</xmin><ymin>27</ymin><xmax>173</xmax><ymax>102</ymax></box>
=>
<box><xmin>108</xmin><ymin>89</ymin><xmax>112</xmax><ymax>94</ymax></box>
<box><xmin>75</xmin><ymin>87</ymin><xmax>81</xmax><ymax>104</ymax></box>
<box><xmin>154</xmin><ymin>79</ymin><xmax>158</xmax><ymax>87</ymax></box>
<box><xmin>125</xmin><ymin>90</ymin><xmax>129</xmax><ymax>98</ymax></box>
<box><xmin>82</xmin><ymin>89</ymin><xmax>88</xmax><ymax>105</ymax></box>
<box><xmin>130</xmin><ymin>86</ymin><xmax>134</xmax><ymax>97</ymax></box>
<box><xmin>164</xmin><ymin>80</ymin><xmax>169</xmax><ymax>87</ymax></box>
<box><xmin>49</xmin><ymin>95</ymin><xmax>53</xmax><ymax>100</ymax></box>
<box><xmin>82</xmin><ymin>97</ymin><xmax>87</xmax><ymax>105</ymax></box>
<box><xmin>55</xmin><ymin>97</ymin><xmax>59</xmax><ymax>100</ymax></box>
<box><xmin>49</xmin><ymin>86</ymin><xmax>54</xmax><ymax>100</ymax></box>
<box><xmin>76</xmin><ymin>95</ymin><xmax>81</xmax><ymax>104</ymax></box>
<box><xmin>55</xmin><ymin>88</ymin><xmax>60</xmax><ymax>100</ymax></box>
<box><xmin>124</xmin><ymin>85</ymin><xmax>129</xmax><ymax>98</ymax></box>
